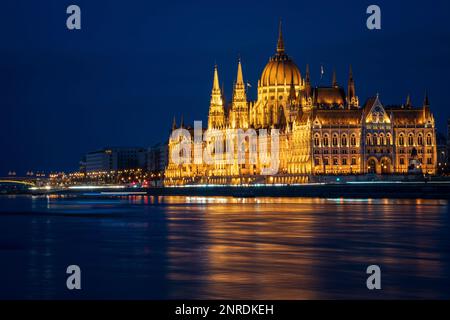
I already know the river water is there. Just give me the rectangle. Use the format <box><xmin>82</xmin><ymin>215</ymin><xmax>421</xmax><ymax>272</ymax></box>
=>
<box><xmin>0</xmin><ymin>195</ymin><xmax>449</xmax><ymax>299</ymax></box>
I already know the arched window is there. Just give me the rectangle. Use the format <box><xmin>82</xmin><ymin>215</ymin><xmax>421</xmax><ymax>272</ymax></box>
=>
<box><xmin>332</xmin><ymin>134</ymin><xmax>338</xmax><ymax>147</ymax></box>
<box><xmin>323</xmin><ymin>134</ymin><xmax>329</xmax><ymax>147</ymax></box>
<box><xmin>350</xmin><ymin>134</ymin><xmax>357</xmax><ymax>147</ymax></box>
<box><xmin>399</xmin><ymin>134</ymin><xmax>405</xmax><ymax>146</ymax></box>
<box><xmin>314</xmin><ymin>134</ymin><xmax>320</xmax><ymax>147</ymax></box>
<box><xmin>366</xmin><ymin>134</ymin><xmax>372</xmax><ymax>146</ymax></box>
<box><xmin>408</xmin><ymin>134</ymin><xmax>414</xmax><ymax>146</ymax></box>
<box><xmin>418</xmin><ymin>134</ymin><xmax>423</xmax><ymax>146</ymax></box>
<box><xmin>426</xmin><ymin>133</ymin><xmax>432</xmax><ymax>145</ymax></box>
<box><xmin>386</xmin><ymin>133</ymin><xmax>391</xmax><ymax>146</ymax></box>
<box><xmin>341</xmin><ymin>134</ymin><xmax>347</xmax><ymax>147</ymax></box>
<box><xmin>373</xmin><ymin>133</ymin><xmax>378</xmax><ymax>146</ymax></box>
<box><xmin>379</xmin><ymin>133</ymin><xmax>385</xmax><ymax>146</ymax></box>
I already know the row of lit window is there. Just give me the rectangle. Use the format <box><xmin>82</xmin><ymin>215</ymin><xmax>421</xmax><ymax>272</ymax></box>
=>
<box><xmin>315</xmin><ymin>157</ymin><xmax>434</xmax><ymax>167</ymax></box>
<box><xmin>396</xmin><ymin>133</ymin><xmax>433</xmax><ymax>146</ymax></box>
<box><xmin>313</xmin><ymin>132</ymin><xmax>434</xmax><ymax>147</ymax></box>
<box><xmin>314</xmin><ymin>149</ymin><xmax>358</xmax><ymax>155</ymax></box>
<box><xmin>315</xmin><ymin>158</ymin><xmax>358</xmax><ymax>166</ymax></box>
<box><xmin>313</xmin><ymin>134</ymin><xmax>358</xmax><ymax>147</ymax></box>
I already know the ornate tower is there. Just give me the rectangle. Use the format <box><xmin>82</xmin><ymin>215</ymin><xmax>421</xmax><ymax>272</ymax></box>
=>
<box><xmin>347</xmin><ymin>65</ymin><xmax>358</xmax><ymax>108</ymax></box>
<box><xmin>230</xmin><ymin>58</ymin><xmax>249</xmax><ymax>128</ymax></box>
<box><xmin>207</xmin><ymin>65</ymin><xmax>225</xmax><ymax>129</ymax></box>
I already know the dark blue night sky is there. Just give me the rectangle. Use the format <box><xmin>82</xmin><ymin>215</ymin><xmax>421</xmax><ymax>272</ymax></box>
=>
<box><xmin>1</xmin><ymin>0</ymin><xmax>450</xmax><ymax>174</ymax></box>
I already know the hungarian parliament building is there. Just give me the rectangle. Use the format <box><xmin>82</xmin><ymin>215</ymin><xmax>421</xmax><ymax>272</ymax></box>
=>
<box><xmin>165</xmin><ymin>24</ymin><xmax>437</xmax><ymax>186</ymax></box>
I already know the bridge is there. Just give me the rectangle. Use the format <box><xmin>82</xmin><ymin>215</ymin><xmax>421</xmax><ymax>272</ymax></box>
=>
<box><xmin>0</xmin><ymin>177</ymin><xmax>41</xmax><ymax>187</ymax></box>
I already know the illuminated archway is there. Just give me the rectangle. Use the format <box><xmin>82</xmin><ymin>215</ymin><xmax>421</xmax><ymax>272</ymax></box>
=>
<box><xmin>380</xmin><ymin>157</ymin><xmax>392</xmax><ymax>174</ymax></box>
<box><xmin>367</xmin><ymin>158</ymin><xmax>377</xmax><ymax>174</ymax></box>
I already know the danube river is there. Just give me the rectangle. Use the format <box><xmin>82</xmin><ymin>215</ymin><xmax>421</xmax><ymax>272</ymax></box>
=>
<box><xmin>0</xmin><ymin>195</ymin><xmax>449</xmax><ymax>299</ymax></box>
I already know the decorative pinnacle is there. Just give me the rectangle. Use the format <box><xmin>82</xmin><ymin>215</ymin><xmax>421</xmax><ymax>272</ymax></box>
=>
<box><xmin>277</xmin><ymin>20</ymin><xmax>285</xmax><ymax>54</ymax></box>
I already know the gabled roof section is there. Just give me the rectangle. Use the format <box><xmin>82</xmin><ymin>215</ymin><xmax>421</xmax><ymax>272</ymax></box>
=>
<box><xmin>364</xmin><ymin>95</ymin><xmax>391</xmax><ymax>124</ymax></box>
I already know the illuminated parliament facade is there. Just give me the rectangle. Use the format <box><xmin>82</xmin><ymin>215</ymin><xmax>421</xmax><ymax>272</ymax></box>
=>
<box><xmin>165</xmin><ymin>25</ymin><xmax>437</xmax><ymax>186</ymax></box>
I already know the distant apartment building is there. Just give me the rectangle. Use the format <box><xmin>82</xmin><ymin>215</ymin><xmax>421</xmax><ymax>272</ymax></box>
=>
<box><xmin>147</xmin><ymin>143</ymin><xmax>168</xmax><ymax>173</ymax></box>
<box><xmin>85</xmin><ymin>147</ymin><xmax>147</xmax><ymax>172</ymax></box>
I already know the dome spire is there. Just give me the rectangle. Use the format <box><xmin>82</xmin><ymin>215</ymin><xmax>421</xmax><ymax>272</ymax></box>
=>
<box><xmin>277</xmin><ymin>20</ymin><xmax>285</xmax><ymax>54</ymax></box>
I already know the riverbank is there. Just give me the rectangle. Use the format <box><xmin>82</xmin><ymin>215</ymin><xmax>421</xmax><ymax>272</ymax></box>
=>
<box><xmin>20</xmin><ymin>180</ymin><xmax>450</xmax><ymax>200</ymax></box>
<box><xmin>148</xmin><ymin>181</ymin><xmax>450</xmax><ymax>199</ymax></box>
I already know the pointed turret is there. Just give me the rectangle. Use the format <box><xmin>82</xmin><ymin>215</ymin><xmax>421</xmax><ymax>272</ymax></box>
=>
<box><xmin>230</xmin><ymin>58</ymin><xmax>249</xmax><ymax>128</ymax></box>
<box><xmin>180</xmin><ymin>115</ymin><xmax>184</xmax><ymax>128</ymax></box>
<box><xmin>172</xmin><ymin>116</ymin><xmax>177</xmax><ymax>130</ymax></box>
<box><xmin>276</xmin><ymin>20</ymin><xmax>285</xmax><ymax>54</ymax></box>
<box><xmin>212</xmin><ymin>64</ymin><xmax>220</xmax><ymax>93</ymax></box>
<box><xmin>208</xmin><ymin>65</ymin><xmax>225</xmax><ymax>129</ymax></box>
<box><xmin>332</xmin><ymin>69</ymin><xmax>338</xmax><ymax>88</ymax></box>
<box><xmin>304</xmin><ymin>64</ymin><xmax>311</xmax><ymax>98</ymax></box>
<box><xmin>236</xmin><ymin>57</ymin><xmax>244</xmax><ymax>85</ymax></box>
<box><xmin>422</xmin><ymin>91</ymin><xmax>430</xmax><ymax>120</ymax></box>
<box><xmin>347</xmin><ymin>65</ymin><xmax>357</xmax><ymax>108</ymax></box>
<box><xmin>302</xmin><ymin>64</ymin><xmax>312</xmax><ymax>110</ymax></box>
<box><xmin>423</xmin><ymin>90</ymin><xmax>430</xmax><ymax>107</ymax></box>
<box><xmin>405</xmin><ymin>94</ymin><xmax>412</xmax><ymax>108</ymax></box>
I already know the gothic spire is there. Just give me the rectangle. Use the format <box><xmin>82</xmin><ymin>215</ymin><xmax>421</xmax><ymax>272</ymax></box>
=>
<box><xmin>347</xmin><ymin>65</ymin><xmax>356</xmax><ymax>107</ymax></box>
<box><xmin>180</xmin><ymin>115</ymin><xmax>184</xmax><ymax>128</ymax></box>
<box><xmin>405</xmin><ymin>94</ymin><xmax>411</xmax><ymax>108</ymax></box>
<box><xmin>304</xmin><ymin>64</ymin><xmax>312</xmax><ymax>99</ymax></box>
<box><xmin>208</xmin><ymin>64</ymin><xmax>225</xmax><ymax>129</ymax></box>
<box><xmin>172</xmin><ymin>116</ymin><xmax>177</xmax><ymax>130</ymax></box>
<box><xmin>236</xmin><ymin>57</ymin><xmax>244</xmax><ymax>85</ymax></box>
<box><xmin>332</xmin><ymin>68</ymin><xmax>337</xmax><ymax>87</ymax></box>
<box><xmin>212</xmin><ymin>64</ymin><xmax>220</xmax><ymax>93</ymax></box>
<box><xmin>276</xmin><ymin>20</ymin><xmax>285</xmax><ymax>54</ymax></box>
<box><xmin>424</xmin><ymin>90</ymin><xmax>430</xmax><ymax>106</ymax></box>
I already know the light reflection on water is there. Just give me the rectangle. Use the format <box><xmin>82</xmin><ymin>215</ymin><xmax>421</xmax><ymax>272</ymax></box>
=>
<box><xmin>0</xmin><ymin>195</ymin><xmax>449</xmax><ymax>299</ymax></box>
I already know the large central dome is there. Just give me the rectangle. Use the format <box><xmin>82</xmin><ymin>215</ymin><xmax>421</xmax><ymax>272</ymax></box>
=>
<box><xmin>260</xmin><ymin>23</ymin><xmax>301</xmax><ymax>87</ymax></box>
<box><xmin>260</xmin><ymin>54</ymin><xmax>301</xmax><ymax>87</ymax></box>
